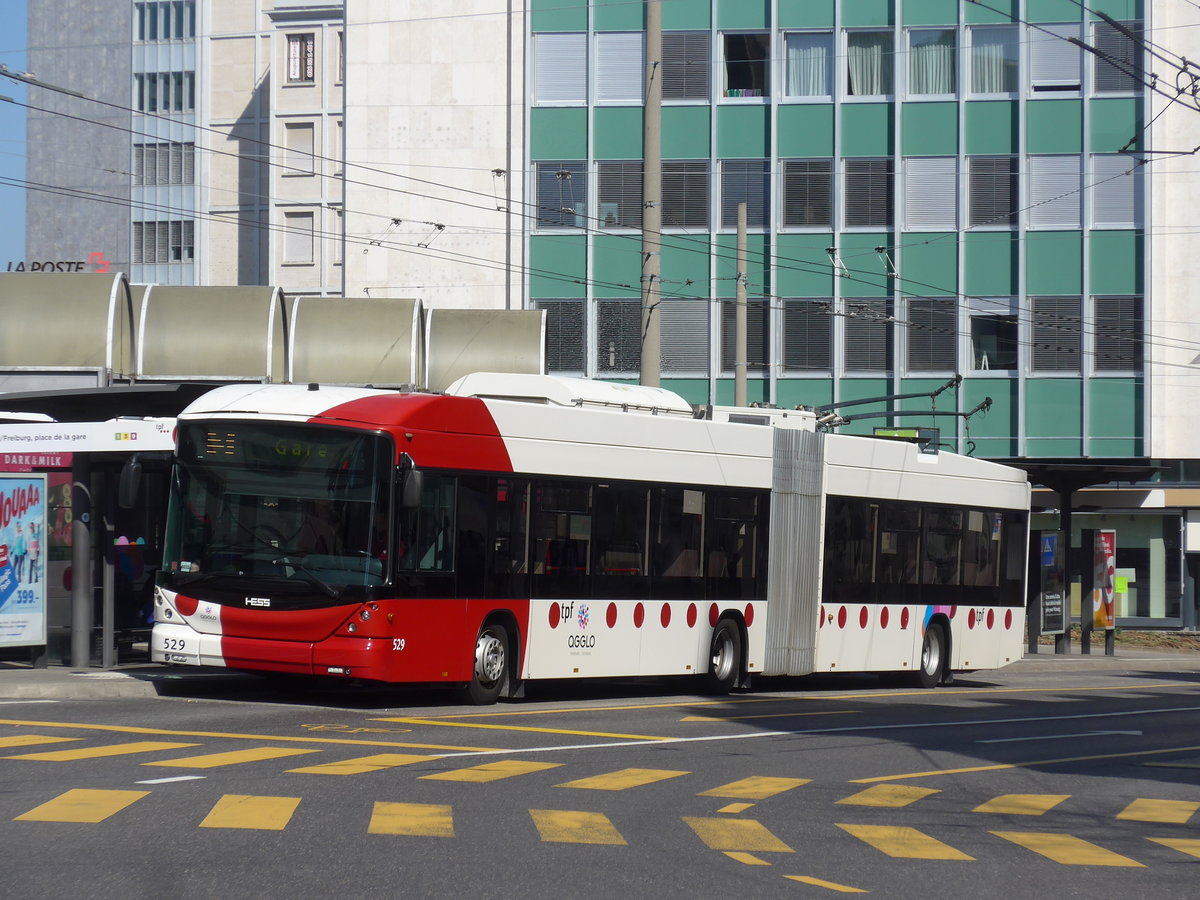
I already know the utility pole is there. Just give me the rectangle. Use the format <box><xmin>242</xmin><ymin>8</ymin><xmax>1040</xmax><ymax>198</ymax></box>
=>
<box><xmin>735</xmin><ymin>201</ymin><xmax>748</xmax><ymax>407</ymax></box>
<box><xmin>640</xmin><ymin>0</ymin><xmax>662</xmax><ymax>387</ymax></box>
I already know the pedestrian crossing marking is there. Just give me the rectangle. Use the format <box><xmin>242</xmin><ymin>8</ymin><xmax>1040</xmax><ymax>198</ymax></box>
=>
<box><xmin>368</xmin><ymin>802</ymin><xmax>454</xmax><ymax>837</ymax></box>
<box><xmin>838</xmin><ymin>824</ymin><xmax>973</xmax><ymax>860</ymax></box>
<box><xmin>143</xmin><ymin>747</ymin><xmax>322</xmax><ymax>769</ymax></box>
<box><xmin>783</xmin><ymin>875</ymin><xmax>868</xmax><ymax>894</ymax></box>
<box><xmin>991</xmin><ymin>831</ymin><xmax>1144</xmax><ymax>867</ymax></box>
<box><xmin>1148</xmin><ymin>837</ymin><xmax>1200</xmax><ymax>858</ymax></box>
<box><xmin>530</xmin><ymin>809</ymin><xmax>627</xmax><ymax>845</ymax></box>
<box><xmin>14</xmin><ymin>788</ymin><xmax>149</xmax><ymax>824</ymax></box>
<box><xmin>1116</xmin><ymin>798</ymin><xmax>1200</xmax><ymax>824</ymax></box>
<box><xmin>0</xmin><ymin>734</ymin><xmax>80</xmax><ymax>749</ymax></box>
<box><xmin>420</xmin><ymin>759</ymin><xmax>564</xmax><ymax>783</ymax></box>
<box><xmin>718</xmin><ymin>802</ymin><xmax>756</xmax><ymax>814</ymax></box>
<box><xmin>725</xmin><ymin>851</ymin><xmax>771</xmax><ymax>865</ymax></box>
<box><xmin>288</xmin><ymin>753</ymin><xmax>436</xmax><ymax>776</ymax></box>
<box><xmin>974</xmin><ymin>794</ymin><xmax>1070</xmax><ymax>816</ymax></box>
<box><xmin>837</xmin><ymin>785</ymin><xmax>939</xmax><ymax>808</ymax></box>
<box><xmin>4</xmin><ymin>741</ymin><xmax>199</xmax><ymax>761</ymax></box>
<box><xmin>684</xmin><ymin>817</ymin><xmax>794</xmax><ymax>853</ymax></box>
<box><xmin>557</xmin><ymin>767</ymin><xmax>689</xmax><ymax>791</ymax></box>
<box><xmin>699</xmin><ymin>776</ymin><xmax>810</xmax><ymax>800</ymax></box>
<box><xmin>199</xmin><ymin>794</ymin><xmax>301</xmax><ymax>831</ymax></box>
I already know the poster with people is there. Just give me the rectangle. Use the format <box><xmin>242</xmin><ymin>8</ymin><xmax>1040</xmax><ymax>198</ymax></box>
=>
<box><xmin>0</xmin><ymin>474</ymin><xmax>48</xmax><ymax>648</ymax></box>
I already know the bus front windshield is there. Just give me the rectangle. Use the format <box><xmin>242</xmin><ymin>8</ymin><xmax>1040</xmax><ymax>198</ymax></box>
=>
<box><xmin>163</xmin><ymin>422</ymin><xmax>394</xmax><ymax>598</ymax></box>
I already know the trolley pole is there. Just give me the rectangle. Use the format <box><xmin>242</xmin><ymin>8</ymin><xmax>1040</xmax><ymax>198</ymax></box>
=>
<box><xmin>735</xmin><ymin>202</ymin><xmax>748</xmax><ymax>407</ymax></box>
<box><xmin>640</xmin><ymin>0</ymin><xmax>662</xmax><ymax>387</ymax></box>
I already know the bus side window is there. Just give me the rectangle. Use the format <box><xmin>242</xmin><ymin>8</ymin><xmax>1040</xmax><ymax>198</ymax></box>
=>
<box><xmin>399</xmin><ymin>474</ymin><xmax>456</xmax><ymax>572</ymax></box>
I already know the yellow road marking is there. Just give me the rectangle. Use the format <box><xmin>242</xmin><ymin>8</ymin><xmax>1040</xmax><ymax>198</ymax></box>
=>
<box><xmin>851</xmin><ymin>743</ymin><xmax>1200</xmax><ymax>783</ymax></box>
<box><xmin>784</xmin><ymin>875</ymin><xmax>868</xmax><ymax>894</ymax></box>
<box><xmin>1116</xmin><ymin>798</ymin><xmax>1200</xmax><ymax>824</ymax></box>
<box><xmin>725</xmin><ymin>851</ymin><xmax>771</xmax><ymax>865</ymax></box>
<box><xmin>974</xmin><ymin>794</ymin><xmax>1070</xmax><ymax>816</ymax></box>
<box><xmin>557</xmin><ymin>767</ymin><xmax>689</xmax><ymax>791</ymax></box>
<box><xmin>420</xmin><ymin>759</ymin><xmax>563</xmax><ymax>783</ymax></box>
<box><xmin>368</xmin><ymin>801</ymin><xmax>455</xmax><ymax>837</ymax></box>
<box><xmin>839</xmin><ymin>825</ymin><xmax>973</xmax><ymax>860</ymax></box>
<box><xmin>681</xmin><ymin>710</ymin><xmax>860</xmax><ymax>722</ymax></box>
<box><xmin>15</xmin><ymin>788</ymin><xmax>149</xmax><ymax>823</ymax></box>
<box><xmin>837</xmin><ymin>785</ymin><xmax>939</xmax><ymax>808</ymax></box>
<box><xmin>991</xmin><ymin>831</ymin><xmax>1144</xmax><ymax>867</ymax></box>
<box><xmin>700</xmin><ymin>775</ymin><xmax>811</xmax><ymax>800</ymax></box>
<box><xmin>0</xmin><ymin>734</ymin><xmax>80</xmax><ymax>748</ymax></box>
<box><xmin>0</xmin><ymin>718</ymin><xmax>495</xmax><ymax>752</ymax></box>
<box><xmin>530</xmin><ymin>809</ymin><xmax>626</xmax><ymax>845</ymax></box>
<box><xmin>5</xmin><ymin>741</ymin><xmax>199</xmax><ymax>761</ymax></box>
<box><xmin>718</xmin><ymin>802</ymin><xmax>756</xmax><ymax>814</ymax></box>
<box><xmin>199</xmin><ymin>794</ymin><xmax>300</xmax><ymax>831</ymax></box>
<box><xmin>288</xmin><ymin>753</ymin><xmax>435</xmax><ymax>775</ymax></box>
<box><xmin>143</xmin><ymin>747</ymin><xmax>323</xmax><ymax>769</ymax></box>
<box><xmin>376</xmin><ymin>717</ymin><xmax>669</xmax><ymax>741</ymax></box>
<box><xmin>684</xmin><ymin>816</ymin><xmax>794</xmax><ymax>853</ymax></box>
<box><xmin>1149</xmin><ymin>837</ymin><xmax>1200</xmax><ymax>858</ymax></box>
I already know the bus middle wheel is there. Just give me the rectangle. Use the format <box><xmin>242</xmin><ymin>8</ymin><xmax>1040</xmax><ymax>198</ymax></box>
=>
<box><xmin>705</xmin><ymin>618</ymin><xmax>742</xmax><ymax>694</ymax></box>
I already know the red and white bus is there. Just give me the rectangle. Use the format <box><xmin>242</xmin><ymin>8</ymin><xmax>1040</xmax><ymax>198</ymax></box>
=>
<box><xmin>150</xmin><ymin>373</ymin><xmax>1030</xmax><ymax>702</ymax></box>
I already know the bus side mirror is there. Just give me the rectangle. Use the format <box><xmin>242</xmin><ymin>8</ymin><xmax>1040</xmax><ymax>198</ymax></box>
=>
<box><xmin>398</xmin><ymin>453</ymin><xmax>423</xmax><ymax>509</ymax></box>
<box><xmin>118</xmin><ymin>455</ymin><xmax>142</xmax><ymax>509</ymax></box>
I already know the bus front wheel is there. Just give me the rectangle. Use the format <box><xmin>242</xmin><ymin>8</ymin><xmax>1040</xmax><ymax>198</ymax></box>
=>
<box><xmin>705</xmin><ymin>619</ymin><xmax>742</xmax><ymax>694</ymax></box>
<box><xmin>463</xmin><ymin>623</ymin><xmax>508</xmax><ymax>705</ymax></box>
<box><xmin>915</xmin><ymin>622</ymin><xmax>946</xmax><ymax>689</ymax></box>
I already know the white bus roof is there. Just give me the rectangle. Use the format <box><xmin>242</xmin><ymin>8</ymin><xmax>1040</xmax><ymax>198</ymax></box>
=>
<box><xmin>446</xmin><ymin>372</ymin><xmax>695</xmax><ymax>417</ymax></box>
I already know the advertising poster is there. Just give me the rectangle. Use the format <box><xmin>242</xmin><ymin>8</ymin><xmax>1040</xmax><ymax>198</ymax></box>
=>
<box><xmin>1092</xmin><ymin>529</ymin><xmax>1117</xmax><ymax>631</ymax></box>
<box><xmin>0</xmin><ymin>474</ymin><xmax>48</xmax><ymax>648</ymax></box>
<box><xmin>1039</xmin><ymin>532</ymin><xmax>1065</xmax><ymax>636</ymax></box>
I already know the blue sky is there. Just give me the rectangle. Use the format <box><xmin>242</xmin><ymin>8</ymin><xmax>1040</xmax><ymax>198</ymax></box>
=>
<box><xmin>0</xmin><ymin>0</ymin><xmax>26</xmax><ymax>266</ymax></box>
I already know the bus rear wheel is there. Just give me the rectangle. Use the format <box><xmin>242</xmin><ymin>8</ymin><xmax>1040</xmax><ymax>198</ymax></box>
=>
<box><xmin>915</xmin><ymin>622</ymin><xmax>945</xmax><ymax>689</ymax></box>
<box><xmin>705</xmin><ymin>619</ymin><xmax>742</xmax><ymax>694</ymax></box>
<box><xmin>463</xmin><ymin>623</ymin><xmax>508</xmax><ymax>705</ymax></box>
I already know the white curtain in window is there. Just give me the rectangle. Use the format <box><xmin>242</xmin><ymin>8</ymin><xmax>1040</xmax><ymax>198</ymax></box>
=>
<box><xmin>909</xmin><ymin>30</ymin><xmax>955</xmax><ymax>95</ymax></box>
<box><xmin>971</xmin><ymin>27</ymin><xmax>1017</xmax><ymax>93</ymax></box>
<box><xmin>785</xmin><ymin>32</ymin><xmax>829</xmax><ymax>96</ymax></box>
<box><xmin>847</xmin><ymin>32</ymin><xmax>892</xmax><ymax>96</ymax></box>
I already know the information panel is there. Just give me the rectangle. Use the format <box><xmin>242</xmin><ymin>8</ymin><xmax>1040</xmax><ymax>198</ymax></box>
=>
<box><xmin>0</xmin><ymin>474</ymin><xmax>48</xmax><ymax>648</ymax></box>
<box><xmin>1039</xmin><ymin>532</ymin><xmax>1066</xmax><ymax>636</ymax></box>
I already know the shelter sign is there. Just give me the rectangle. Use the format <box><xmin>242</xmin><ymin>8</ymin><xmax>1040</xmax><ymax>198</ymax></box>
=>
<box><xmin>1092</xmin><ymin>529</ymin><xmax>1116</xmax><ymax>630</ymax></box>
<box><xmin>1039</xmin><ymin>531</ymin><xmax>1066</xmax><ymax>636</ymax></box>
<box><xmin>0</xmin><ymin>474</ymin><xmax>47</xmax><ymax>648</ymax></box>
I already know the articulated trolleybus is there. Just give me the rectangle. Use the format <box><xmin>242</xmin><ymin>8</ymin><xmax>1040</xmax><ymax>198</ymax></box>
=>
<box><xmin>151</xmin><ymin>373</ymin><xmax>1030</xmax><ymax>702</ymax></box>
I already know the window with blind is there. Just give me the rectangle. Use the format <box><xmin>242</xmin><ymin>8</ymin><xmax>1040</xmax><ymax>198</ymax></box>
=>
<box><xmin>287</xmin><ymin>33</ymin><xmax>315</xmax><ymax>83</ymax></box>
<box><xmin>904</xmin><ymin>157</ymin><xmax>957</xmax><ymax>230</ymax></box>
<box><xmin>720</xmin><ymin>300</ymin><xmax>769</xmax><ymax>371</ymax></box>
<box><xmin>595</xmin><ymin>32</ymin><xmax>643</xmax><ymax>103</ymax></box>
<box><xmin>133</xmin><ymin>220</ymin><xmax>194</xmax><ymax>264</ymax></box>
<box><xmin>662</xmin><ymin>160</ymin><xmax>709</xmax><ymax>228</ymax></box>
<box><xmin>1030</xmin><ymin>24</ymin><xmax>1081</xmax><ymax>92</ymax></box>
<box><xmin>134</xmin><ymin>71</ymin><xmax>195</xmax><ymax>113</ymax></box>
<box><xmin>721</xmin><ymin>160</ymin><xmax>769</xmax><ymax>228</ymax></box>
<box><xmin>133</xmin><ymin>142</ymin><xmax>195</xmax><ymax>185</ymax></box>
<box><xmin>1093</xmin><ymin>22</ymin><xmax>1142</xmax><ymax>94</ymax></box>
<box><xmin>969</xmin><ymin>25</ymin><xmax>1018</xmax><ymax>95</ymax></box>
<box><xmin>1093</xmin><ymin>296</ymin><xmax>1142</xmax><ymax>371</ymax></box>
<box><xmin>662</xmin><ymin>31</ymin><xmax>711</xmax><ymax>101</ymax></box>
<box><xmin>906</xmin><ymin>298</ymin><xmax>957</xmax><ymax>372</ymax></box>
<box><xmin>1031</xmin><ymin>296</ymin><xmax>1081</xmax><ymax>372</ymax></box>
<box><xmin>537</xmin><ymin>300</ymin><xmax>586</xmax><ymax>372</ymax></box>
<box><xmin>843</xmin><ymin>299</ymin><xmax>893</xmax><ymax>371</ymax></box>
<box><xmin>661</xmin><ymin>298</ymin><xmax>710</xmax><ymax>374</ymax></box>
<box><xmin>969</xmin><ymin>156</ymin><xmax>1018</xmax><ymax>227</ymax></box>
<box><xmin>283</xmin><ymin>211</ymin><xmax>314</xmax><ymax>264</ymax></box>
<box><xmin>1091</xmin><ymin>154</ymin><xmax>1143</xmax><ymax>227</ymax></box>
<box><xmin>846</xmin><ymin>30</ymin><xmax>894</xmax><ymax>96</ymax></box>
<box><xmin>783</xmin><ymin>300</ymin><xmax>832</xmax><ymax>371</ymax></box>
<box><xmin>596</xmin><ymin>300</ymin><xmax>643</xmax><ymax>372</ymax></box>
<box><xmin>597</xmin><ymin>162</ymin><xmax>643</xmax><ymax>229</ymax></box>
<box><xmin>535</xmin><ymin>161</ymin><xmax>587</xmax><ymax>228</ymax></box>
<box><xmin>721</xmin><ymin>33</ymin><xmax>770</xmax><ymax>98</ymax></box>
<box><xmin>844</xmin><ymin>158</ymin><xmax>894</xmax><ymax>228</ymax></box>
<box><xmin>782</xmin><ymin>159</ymin><xmax>832</xmax><ymax>228</ymax></box>
<box><xmin>908</xmin><ymin>29</ymin><xmax>956</xmax><ymax>96</ymax></box>
<box><xmin>284</xmin><ymin>122</ymin><xmax>315</xmax><ymax>175</ymax></box>
<box><xmin>135</xmin><ymin>1</ymin><xmax>196</xmax><ymax>42</ymax></box>
<box><xmin>533</xmin><ymin>33</ymin><xmax>586</xmax><ymax>103</ymax></box>
<box><xmin>1028</xmin><ymin>155</ymin><xmax>1081</xmax><ymax>228</ymax></box>
<box><xmin>784</xmin><ymin>31</ymin><xmax>833</xmax><ymax>98</ymax></box>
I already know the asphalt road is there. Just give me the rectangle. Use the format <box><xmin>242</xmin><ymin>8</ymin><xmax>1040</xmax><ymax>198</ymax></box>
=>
<box><xmin>2</xmin><ymin>649</ymin><xmax>1200</xmax><ymax>898</ymax></box>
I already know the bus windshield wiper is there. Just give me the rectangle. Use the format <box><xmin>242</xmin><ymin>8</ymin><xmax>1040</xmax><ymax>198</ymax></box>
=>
<box><xmin>272</xmin><ymin>554</ymin><xmax>342</xmax><ymax>600</ymax></box>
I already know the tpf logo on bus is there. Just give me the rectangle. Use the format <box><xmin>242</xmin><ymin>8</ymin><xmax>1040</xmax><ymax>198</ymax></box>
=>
<box><xmin>561</xmin><ymin>601</ymin><xmax>597</xmax><ymax>650</ymax></box>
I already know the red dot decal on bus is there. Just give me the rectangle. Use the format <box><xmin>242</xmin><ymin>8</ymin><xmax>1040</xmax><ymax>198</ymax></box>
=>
<box><xmin>880</xmin><ymin>607</ymin><xmax>889</xmax><ymax>629</ymax></box>
<box><xmin>607</xmin><ymin>603</ymin><xmax>618</xmax><ymax>628</ymax></box>
<box><xmin>949</xmin><ymin>606</ymin><xmax>958</xmax><ymax>619</ymax></box>
<box><xmin>968</xmin><ymin>608</ymin><xmax>976</xmax><ymax>629</ymax></box>
<box><xmin>901</xmin><ymin>607</ymin><xmax>910</xmax><ymax>629</ymax></box>
<box><xmin>709</xmin><ymin>603</ymin><xmax>719</xmax><ymax>627</ymax></box>
<box><xmin>837</xmin><ymin>606</ymin><xmax>847</xmax><ymax>629</ymax></box>
<box><xmin>634</xmin><ymin>602</ymin><xmax>645</xmax><ymax>628</ymax></box>
<box><xmin>549</xmin><ymin>603</ymin><xmax>560</xmax><ymax>629</ymax></box>
<box><xmin>987</xmin><ymin>609</ymin><xmax>995</xmax><ymax>630</ymax></box>
<box><xmin>1005</xmin><ymin>609</ymin><xmax>1013</xmax><ymax>630</ymax></box>
<box><xmin>744</xmin><ymin>604</ymin><xmax>754</xmax><ymax>627</ymax></box>
<box><xmin>859</xmin><ymin>607</ymin><xmax>869</xmax><ymax>629</ymax></box>
<box><xmin>174</xmin><ymin>593</ymin><xmax>199</xmax><ymax>617</ymax></box>
<box><xmin>687</xmin><ymin>603</ymin><xmax>697</xmax><ymax>628</ymax></box>
<box><xmin>819</xmin><ymin>605</ymin><xmax>826</xmax><ymax>627</ymax></box>
<box><xmin>661</xmin><ymin>603</ymin><xmax>672</xmax><ymax>628</ymax></box>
